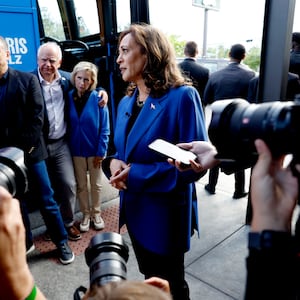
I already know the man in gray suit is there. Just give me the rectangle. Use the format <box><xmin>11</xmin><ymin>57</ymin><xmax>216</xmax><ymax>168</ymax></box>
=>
<box><xmin>203</xmin><ymin>43</ymin><xmax>255</xmax><ymax>199</ymax></box>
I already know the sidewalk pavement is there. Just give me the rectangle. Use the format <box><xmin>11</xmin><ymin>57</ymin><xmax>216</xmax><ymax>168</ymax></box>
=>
<box><xmin>27</xmin><ymin>168</ymin><xmax>251</xmax><ymax>300</ymax></box>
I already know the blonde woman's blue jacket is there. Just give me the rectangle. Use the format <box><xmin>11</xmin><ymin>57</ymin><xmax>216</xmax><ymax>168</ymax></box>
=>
<box><xmin>112</xmin><ymin>85</ymin><xmax>207</xmax><ymax>255</ymax></box>
<box><xmin>68</xmin><ymin>90</ymin><xmax>110</xmax><ymax>157</ymax></box>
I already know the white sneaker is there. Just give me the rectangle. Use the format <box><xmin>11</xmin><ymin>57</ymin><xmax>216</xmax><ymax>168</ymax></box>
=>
<box><xmin>26</xmin><ymin>243</ymin><xmax>35</xmax><ymax>255</ymax></box>
<box><xmin>92</xmin><ymin>214</ymin><xmax>105</xmax><ymax>230</ymax></box>
<box><xmin>80</xmin><ymin>215</ymin><xmax>90</xmax><ymax>232</ymax></box>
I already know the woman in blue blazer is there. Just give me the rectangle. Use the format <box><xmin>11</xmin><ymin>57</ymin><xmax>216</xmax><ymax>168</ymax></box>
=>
<box><xmin>102</xmin><ymin>24</ymin><xmax>207</xmax><ymax>300</ymax></box>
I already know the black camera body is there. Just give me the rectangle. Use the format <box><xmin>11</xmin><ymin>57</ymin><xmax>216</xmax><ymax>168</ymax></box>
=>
<box><xmin>208</xmin><ymin>98</ymin><xmax>300</xmax><ymax>165</ymax></box>
<box><xmin>0</xmin><ymin>147</ymin><xmax>28</xmax><ymax>196</ymax></box>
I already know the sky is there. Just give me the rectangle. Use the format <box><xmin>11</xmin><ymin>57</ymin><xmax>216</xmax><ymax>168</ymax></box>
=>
<box><xmin>148</xmin><ymin>0</ymin><xmax>300</xmax><ymax>54</ymax></box>
<box><xmin>41</xmin><ymin>0</ymin><xmax>300</xmax><ymax>54</ymax></box>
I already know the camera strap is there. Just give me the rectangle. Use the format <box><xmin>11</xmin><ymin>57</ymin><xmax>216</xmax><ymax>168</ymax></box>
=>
<box><xmin>73</xmin><ymin>286</ymin><xmax>88</xmax><ymax>300</ymax></box>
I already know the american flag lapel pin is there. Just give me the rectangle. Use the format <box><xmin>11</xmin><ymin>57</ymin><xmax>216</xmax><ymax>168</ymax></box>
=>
<box><xmin>150</xmin><ymin>103</ymin><xmax>156</xmax><ymax>110</ymax></box>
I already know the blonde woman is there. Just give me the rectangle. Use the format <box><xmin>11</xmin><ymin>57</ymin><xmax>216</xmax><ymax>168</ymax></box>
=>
<box><xmin>68</xmin><ymin>61</ymin><xmax>110</xmax><ymax>232</ymax></box>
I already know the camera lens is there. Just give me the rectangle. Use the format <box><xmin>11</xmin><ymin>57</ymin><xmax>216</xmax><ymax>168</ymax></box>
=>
<box><xmin>85</xmin><ymin>232</ymin><xmax>129</xmax><ymax>287</ymax></box>
<box><xmin>0</xmin><ymin>147</ymin><xmax>28</xmax><ymax>196</ymax></box>
<box><xmin>208</xmin><ymin>99</ymin><xmax>300</xmax><ymax>163</ymax></box>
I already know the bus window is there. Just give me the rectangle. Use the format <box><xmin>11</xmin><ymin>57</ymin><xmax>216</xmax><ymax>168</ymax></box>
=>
<box><xmin>116</xmin><ymin>0</ymin><xmax>131</xmax><ymax>32</ymax></box>
<box><xmin>73</xmin><ymin>0</ymin><xmax>100</xmax><ymax>37</ymax></box>
<box><xmin>38</xmin><ymin>0</ymin><xmax>65</xmax><ymax>41</ymax></box>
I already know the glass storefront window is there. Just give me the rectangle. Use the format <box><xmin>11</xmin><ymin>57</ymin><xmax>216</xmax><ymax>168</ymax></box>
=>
<box><xmin>73</xmin><ymin>0</ymin><xmax>100</xmax><ymax>37</ymax></box>
<box><xmin>38</xmin><ymin>0</ymin><xmax>65</xmax><ymax>41</ymax></box>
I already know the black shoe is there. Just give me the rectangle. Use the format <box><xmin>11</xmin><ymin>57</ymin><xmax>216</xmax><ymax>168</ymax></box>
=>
<box><xmin>233</xmin><ymin>191</ymin><xmax>248</xmax><ymax>199</ymax></box>
<box><xmin>58</xmin><ymin>242</ymin><xmax>75</xmax><ymax>265</ymax></box>
<box><xmin>43</xmin><ymin>230</ymin><xmax>51</xmax><ymax>241</ymax></box>
<box><xmin>26</xmin><ymin>241</ymin><xmax>35</xmax><ymax>255</ymax></box>
<box><xmin>205</xmin><ymin>184</ymin><xmax>215</xmax><ymax>195</ymax></box>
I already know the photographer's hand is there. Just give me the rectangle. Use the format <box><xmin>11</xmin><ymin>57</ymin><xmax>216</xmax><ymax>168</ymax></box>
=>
<box><xmin>251</xmin><ymin>139</ymin><xmax>299</xmax><ymax>233</ymax></box>
<box><xmin>168</xmin><ymin>141</ymin><xmax>220</xmax><ymax>172</ymax></box>
<box><xmin>0</xmin><ymin>187</ymin><xmax>46</xmax><ymax>300</ymax></box>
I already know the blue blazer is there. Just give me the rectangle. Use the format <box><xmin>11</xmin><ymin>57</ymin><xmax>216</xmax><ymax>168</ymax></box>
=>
<box><xmin>68</xmin><ymin>90</ymin><xmax>110</xmax><ymax>157</ymax></box>
<box><xmin>113</xmin><ymin>85</ymin><xmax>207</xmax><ymax>255</ymax></box>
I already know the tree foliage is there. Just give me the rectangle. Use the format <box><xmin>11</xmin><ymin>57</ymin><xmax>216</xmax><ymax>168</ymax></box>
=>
<box><xmin>243</xmin><ymin>47</ymin><xmax>261</xmax><ymax>72</ymax></box>
<box><xmin>40</xmin><ymin>7</ymin><xmax>65</xmax><ymax>41</ymax></box>
<box><xmin>168</xmin><ymin>35</ymin><xmax>186</xmax><ymax>58</ymax></box>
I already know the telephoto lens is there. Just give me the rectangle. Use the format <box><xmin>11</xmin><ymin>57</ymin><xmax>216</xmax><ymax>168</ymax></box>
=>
<box><xmin>85</xmin><ymin>232</ymin><xmax>129</xmax><ymax>287</ymax></box>
<box><xmin>208</xmin><ymin>98</ymin><xmax>300</xmax><ymax>164</ymax></box>
<box><xmin>0</xmin><ymin>147</ymin><xmax>28</xmax><ymax>196</ymax></box>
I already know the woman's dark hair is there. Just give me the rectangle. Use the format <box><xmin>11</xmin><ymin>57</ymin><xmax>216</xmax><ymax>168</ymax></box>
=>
<box><xmin>118</xmin><ymin>23</ymin><xmax>189</xmax><ymax>98</ymax></box>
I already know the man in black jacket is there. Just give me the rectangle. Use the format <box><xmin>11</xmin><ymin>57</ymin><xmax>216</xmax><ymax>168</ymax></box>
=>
<box><xmin>179</xmin><ymin>41</ymin><xmax>209</xmax><ymax>101</ymax></box>
<box><xmin>248</xmin><ymin>72</ymin><xmax>300</xmax><ymax>103</ymax></box>
<box><xmin>203</xmin><ymin>43</ymin><xmax>255</xmax><ymax>199</ymax></box>
<box><xmin>289</xmin><ymin>32</ymin><xmax>300</xmax><ymax>78</ymax></box>
<box><xmin>0</xmin><ymin>36</ymin><xmax>74</xmax><ymax>265</ymax></box>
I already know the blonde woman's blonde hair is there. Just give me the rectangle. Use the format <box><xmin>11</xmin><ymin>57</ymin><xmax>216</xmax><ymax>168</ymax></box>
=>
<box><xmin>71</xmin><ymin>61</ymin><xmax>98</xmax><ymax>91</ymax></box>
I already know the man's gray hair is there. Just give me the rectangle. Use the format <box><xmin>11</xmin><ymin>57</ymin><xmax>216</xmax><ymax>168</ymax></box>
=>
<box><xmin>37</xmin><ymin>42</ymin><xmax>62</xmax><ymax>60</ymax></box>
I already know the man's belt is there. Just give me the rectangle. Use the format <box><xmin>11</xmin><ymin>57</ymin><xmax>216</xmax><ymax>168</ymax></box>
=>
<box><xmin>47</xmin><ymin>135</ymin><xmax>65</xmax><ymax>144</ymax></box>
